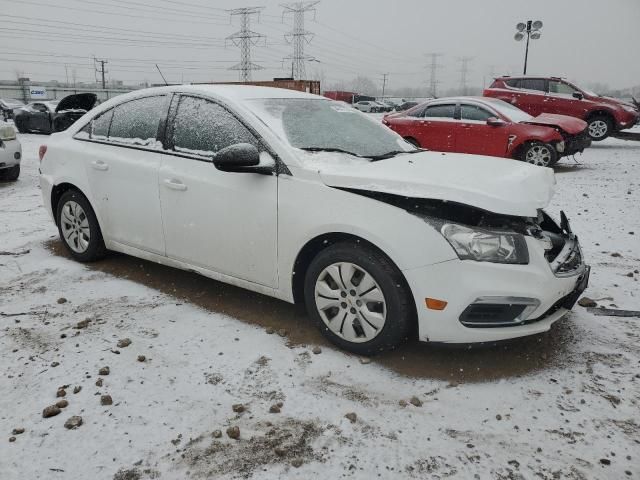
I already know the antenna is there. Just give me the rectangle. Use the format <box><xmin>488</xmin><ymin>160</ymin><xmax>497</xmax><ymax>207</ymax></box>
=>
<box><xmin>226</xmin><ymin>7</ymin><xmax>266</xmax><ymax>82</ymax></box>
<box><xmin>281</xmin><ymin>1</ymin><xmax>320</xmax><ymax>80</ymax></box>
<box><xmin>155</xmin><ymin>64</ymin><xmax>168</xmax><ymax>86</ymax></box>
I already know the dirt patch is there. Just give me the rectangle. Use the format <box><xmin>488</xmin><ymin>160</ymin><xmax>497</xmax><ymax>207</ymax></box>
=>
<box><xmin>181</xmin><ymin>418</ymin><xmax>325</xmax><ymax>478</ymax></box>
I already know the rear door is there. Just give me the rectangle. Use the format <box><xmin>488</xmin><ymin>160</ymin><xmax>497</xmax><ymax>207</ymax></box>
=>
<box><xmin>82</xmin><ymin>95</ymin><xmax>168</xmax><ymax>254</ymax></box>
<box><xmin>158</xmin><ymin>94</ymin><xmax>278</xmax><ymax>287</ymax></box>
<box><xmin>515</xmin><ymin>78</ymin><xmax>548</xmax><ymax>116</ymax></box>
<box><xmin>414</xmin><ymin>103</ymin><xmax>457</xmax><ymax>151</ymax></box>
<box><xmin>457</xmin><ymin>103</ymin><xmax>510</xmax><ymax>157</ymax></box>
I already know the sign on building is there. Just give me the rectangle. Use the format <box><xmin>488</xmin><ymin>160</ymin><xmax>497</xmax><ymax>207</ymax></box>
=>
<box><xmin>29</xmin><ymin>87</ymin><xmax>48</xmax><ymax>99</ymax></box>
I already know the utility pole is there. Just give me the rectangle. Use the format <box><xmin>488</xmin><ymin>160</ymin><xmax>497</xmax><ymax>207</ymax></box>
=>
<box><xmin>380</xmin><ymin>73</ymin><xmax>389</xmax><ymax>99</ymax></box>
<box><xmin>457</xmin><ymin>56</ymin><xmax>473</xmax><ymax>96</ymax></box>
<box><xmin>94</xmin><ymin>57</ymin><xmax>108</xmax><ymax>89</ymax></box>
<box><xmin>424</xmin><ymin>52</ymin><xmax>443</xmax><ymax>98</ymax></box>
<box><xmin>281</xmin><ymin>1</ymin><xmax>320</xmax><ymax>81</ymax></box>
<box><xmin>226</xmin><ymin>7</ymin><xmax>266</xmax><ymax>82</ymax></box>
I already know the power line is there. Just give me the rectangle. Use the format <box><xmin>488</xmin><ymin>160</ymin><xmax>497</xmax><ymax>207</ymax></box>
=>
<box><xmin>226</xmin><ymin>7</ymin><xmax>266</xmax><ymax>82</ymax></box>
<box><xmin>457</xmin><ymin>56</ymin><xmax>473</xmax><ymax>95</ymax></box>
<box><xmin>425</xmin><ymin>52</ymin><xmax>443</xmax><ymax>98</ymax></box>
<box><xmin>281</xmin><ymin>1</ymin><xmax>319</xmax><ymax>80</ymax></box>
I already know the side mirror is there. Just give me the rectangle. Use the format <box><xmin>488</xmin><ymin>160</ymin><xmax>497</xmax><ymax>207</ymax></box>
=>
<box><xmin>213</xmin><ymin>143</ymin><xmax>260</xmax><ymax>168</ymax></box>
<box><xmin>213</xmin><ymin>143</ymin><xmax>273</xmax><ymax>175</ymax></box>
<box><xmin>486</xmin><ymin>117</ymin><xmax>506</xmax><ymax>127</ymax></box>
<box><xmin>572</xmin><ymin>92</ymin><xmax>584</xmax><ymax>100</ymax></box>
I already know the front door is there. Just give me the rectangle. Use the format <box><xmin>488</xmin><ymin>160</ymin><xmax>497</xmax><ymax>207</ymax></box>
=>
<box><xmin>83</xmin><ymin>95</ymin><xmax>168</xmax><ymax>254</ymax></box>
<box><xmin>457</xmin><ymin>103</ymin><xmax>511</xmax><ymax>157</ymax></box>
<box><xmin>159</xmin><ymin>95</ymin><xmax>278</xmax><ymax>288</ymax></box>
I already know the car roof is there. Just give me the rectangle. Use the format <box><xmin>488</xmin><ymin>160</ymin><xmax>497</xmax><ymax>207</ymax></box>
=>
<box><xmin>135</xmin><ymin>84</ymin><xmax>322</xmax><ymax>102</ymax></box>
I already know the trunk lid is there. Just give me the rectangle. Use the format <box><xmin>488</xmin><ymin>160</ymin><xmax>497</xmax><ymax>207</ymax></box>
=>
<box><xmin>310</xmin><ymin>151</ymin><xmax>556</xmax><ymax>218</ymax></box>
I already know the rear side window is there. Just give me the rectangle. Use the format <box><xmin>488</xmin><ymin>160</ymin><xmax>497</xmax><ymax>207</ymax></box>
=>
<box><xmin>423</xmin><ymin>104</ymin><xmax>456</xmax><ymax>119</ymax></box>
<box><xmin>520</xmin><ymin>79</ymin><xmax>546</xmax><ymax>92</ymax></box>
<box><xmin>172</xmin><ymin>96</ymin><xmax>258</xmax><ymax>158</ymax></box>
<box><xmin>504</xmin><ymin>79</ymin><xmax>520</xmax><ymax>88</ymax></box>
<box><xmin>91</xmin><ymin>110</ymin><xmax>113</xmax><ymax>140</ymax></box>
<box><xmin>460</xmin><ymin>104</ymin><xmax>494</xmax><ymax>121</ymax></box>
<box><xmin>108</xmin><ymin>96</ymin><xmax>166</xmax><ymax>147</ymax></box>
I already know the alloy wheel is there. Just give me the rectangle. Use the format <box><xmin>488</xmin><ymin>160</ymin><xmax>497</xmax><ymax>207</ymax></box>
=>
<box><xmin>60</xmin><ymin>200</ymin><xmax>91</xmax><ymax>253</ymax></box>
<box><xmin>314</xmin><ymin>262</ymin><xmax>387</xmax><ymax>343</ymax></box>
<box><xmin>525</xmin><ymin>145</ymin><xmax>552</xmax><ymax>167</ymax></box>
<box><xmin>588</xmin><ymin>120</ymin><xmax>608</xmax><ymax>139</ymax></box>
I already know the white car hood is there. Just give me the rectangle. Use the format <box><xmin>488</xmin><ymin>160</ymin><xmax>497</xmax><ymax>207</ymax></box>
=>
<box><xmin>312</xmin><ymin>151</ymin><xmax>556</xmax><ymax>217</ymax></box>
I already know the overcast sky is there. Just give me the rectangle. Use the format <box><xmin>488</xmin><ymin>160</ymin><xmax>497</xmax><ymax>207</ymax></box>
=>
<box><xmin>2</xmin><ymin>0</ymin><xmax>639</xmax><ymax>90</ymax></box>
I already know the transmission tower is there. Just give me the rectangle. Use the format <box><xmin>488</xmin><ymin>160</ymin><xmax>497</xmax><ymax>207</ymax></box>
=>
<box><xmin>226</xmin><ymin>7</ymin><xmax>266</xmax><ymax>82</ymax></box>
<box><xmin>94</xmin><ymin>57</ymin><xmax>108</xmax><ymax>89</ymax></box>
<box><xmin>457</xmin><ymin>56</ymin><xmax>473</xmax><ymax>95</ymax></box>
<box><xmin>281</xmin><ymin>1</ymin><xmax>319</xmax><ymax>80</ymax></box>
<box><xmin>424</xmin><ymin>53</ymin><xmax>443</xmax><ymax>98</ymax></box>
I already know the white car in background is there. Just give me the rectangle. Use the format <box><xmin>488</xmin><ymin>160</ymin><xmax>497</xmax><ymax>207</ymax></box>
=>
<box><xmin>353</xmin><ymin>100</ymin><xmax>381</xmax><ymax>113</ymax></box>
<box><xmin>39</xmin><ymin>85</ymin><xmax>589</xmax><ymax>354</ymax></box>
<box><xmin>0</xmin><ymin>122</ymin><xmax>21</xmax><ymax>181</ymax></box>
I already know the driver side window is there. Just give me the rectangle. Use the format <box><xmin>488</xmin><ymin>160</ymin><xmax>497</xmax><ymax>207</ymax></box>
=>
<box><xmin>549</xmin><ymin>80</ymin><xmax>578</xmax><ymax>96</ymax></box>
<box><xmin>171</xmin><ymin>96</ymin><xmax>259</xmax><ymax>158</ymax></box>
<box><xmin>460</xmin><ymin>104</ymin><xmax>494</xmax><ymax>122</ymax></box>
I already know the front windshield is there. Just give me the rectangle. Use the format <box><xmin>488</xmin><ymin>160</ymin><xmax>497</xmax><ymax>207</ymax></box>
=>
<box><xmin>484</xmin><ymin>98</ymin><xmax>533</xmax><ymax>123</ymax></box>
<box><xmin>247</xmin><ymin>98</ymin><xmax>413</xmax><ymax>158</ymax></box>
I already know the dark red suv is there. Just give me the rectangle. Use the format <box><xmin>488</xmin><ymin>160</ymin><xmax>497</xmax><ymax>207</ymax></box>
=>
<box><xmin>484</xmin><ymin>76</ymin><xmax>640</xmax><ymax>141</ymax></box>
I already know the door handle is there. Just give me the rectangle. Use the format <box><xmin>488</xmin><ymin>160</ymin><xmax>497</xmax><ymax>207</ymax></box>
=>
<box><xmin>91</xmin><ymin>160</ymin><xmax>109</xmax><ymax>171</ymax></box>
<box><xmin>163</xmin><ymin>178</ymin><xmax>187</xmax><ymax>191</ymax></box>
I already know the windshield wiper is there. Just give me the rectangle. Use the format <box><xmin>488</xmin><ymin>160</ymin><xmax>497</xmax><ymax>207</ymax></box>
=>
<box><xmin>367</xmin><ymin>149</ymin><xmax>425</xmax><ymax>161</ymax></box>
<box><xmin>300</xmin><ymin>147</ymin><xmax>364</xmax><ymax>157</ymax></box>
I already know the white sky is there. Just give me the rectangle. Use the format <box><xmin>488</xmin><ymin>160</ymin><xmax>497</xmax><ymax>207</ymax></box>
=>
<box><xmin>2</xmin><ymin>0</ymin><xmax>639</xmax><ymax>90</ymax></box>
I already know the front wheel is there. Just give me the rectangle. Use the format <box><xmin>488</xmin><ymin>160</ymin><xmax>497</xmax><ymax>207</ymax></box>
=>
<box><xmin>0</xmin><ymin>165</ymin><xmax>20</xmax><ymax>181</ymax></box>
<box><xmin>520</xmin><ymin>141</ymin><xmax>557</xmax><ymax>167</ymax></box>
<box><xmin>304</xmin><ymin>242</ymin><xmax>414</xmax><ymax>355</ymax></box>
<box><xmin>56</xmin><ymin>189</ymin><xmax>107</xmax><ymax>262</ymax></box>
<box><xmin>587</xmin><ymin>115</ymin><xmax>612</xmax><ymax>141</ymax></box>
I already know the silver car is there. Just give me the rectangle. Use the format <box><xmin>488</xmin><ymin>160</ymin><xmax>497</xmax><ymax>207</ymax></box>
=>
<box><xmin>0</xmin><ymin>122</ymin><xmax>22</xmax><ymax>181</ymax></box>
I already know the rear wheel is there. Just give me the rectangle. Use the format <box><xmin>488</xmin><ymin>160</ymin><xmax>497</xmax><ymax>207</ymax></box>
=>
<box><xmin>304</xmin><ymin>242</ymin><xmax>414</xmax><ymax>355</ymax></box>
<box><xmin>587</xmin><ymin>115</ymin><xmax>612</xmax><ymax>141</ymax></box>
<box><xmin>56</xmin><ymin>189</ymin><xmax>107</xmax><ymax>262</ymax></box>
<box><xmin>520</xmin><ymin>141</ymin><xmax>557</xmax><ymax>167</ymax></box>
<box><xmin>0</xmin><ymin>165</ymin><xmax>20</xmax><ymax>181</ymax></box>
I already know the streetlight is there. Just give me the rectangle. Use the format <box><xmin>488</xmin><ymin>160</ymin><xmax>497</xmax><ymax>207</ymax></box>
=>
<box><xmin>514</xmin><ymin>20</ymin><xmax>543</xmax><ymax>75</ymax></box>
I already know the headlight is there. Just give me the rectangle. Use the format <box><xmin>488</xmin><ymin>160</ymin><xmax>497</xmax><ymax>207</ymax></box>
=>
<box><xmin>622</xmin><ymin>105</ymin><xmax>638</xmax><ymax>113</ymax></box>
<box><xmin>440</xmin><ymin>223</ymin><xmax>529</xmax><ymax>264</ymax></box>
<box><xmin>0</xmin><ymin>124</ymin><xmax>16</xmax><ymax>141</ymax></box>
<box><xmin>555</xmin><ymin>140</ymin><xmax>565</xmax><ymax>153</ymax></box>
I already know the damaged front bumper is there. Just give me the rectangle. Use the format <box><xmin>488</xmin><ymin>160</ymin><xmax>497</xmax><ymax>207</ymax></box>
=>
<box><xmin>404</xmin><ymin>210</ymin><xmax>590</xmax><ymax>343</ymax></box>
<box><xmin>561</xmin><ymin>129</ymin><xmax>592</xmax><ymax>157</ymax></box>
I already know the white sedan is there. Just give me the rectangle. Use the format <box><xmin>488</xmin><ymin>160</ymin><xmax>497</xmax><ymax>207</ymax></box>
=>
<box><xmin>0</xmin><ymin>121</ymin><xmax>21</xmax><ymax>181</ymax></box>
<box><xmin>39</xmin><ymin>85</ymin><xmax>589</xmax><ymax>354</ymax></box>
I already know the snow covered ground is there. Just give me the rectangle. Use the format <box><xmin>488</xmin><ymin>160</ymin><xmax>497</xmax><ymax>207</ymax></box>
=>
<box><xmin>1</xmin><ymin>131</ymin><xmax>639</xmax><ymax>479</ymax></box>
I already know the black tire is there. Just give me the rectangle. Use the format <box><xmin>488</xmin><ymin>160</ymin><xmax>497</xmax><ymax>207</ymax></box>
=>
<box><xmin>303</xmin><ymin>241</ymin><xmax>414</xmax><ymax>355</ymax></box>
<box><xmin>519</xmin><ymin>141</ymin><xmax>557</xmax><ymax>168</ymax></box>
<box><xmin>56</xmin><ymin>189</ymin><xmax>107</xmax><ymax>262</ymax></box>
<box><xmin>0</xmin><ymin>165</ymin><xmax>20</xmax><ymax>181</ymax></box>
<box><xmin>586</xmin><ymin>115</ymin><xmax>613</xmax><ymax>141</ymax></box>
<box><xmin>404</xmin><ymin>137</ymin><xmax>420</xmax><ymax>148</ymax></box>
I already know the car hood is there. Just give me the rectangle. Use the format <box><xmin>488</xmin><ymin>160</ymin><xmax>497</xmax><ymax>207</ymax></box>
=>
<box><xmin>522</xmin><ymin>113</ymin><xmax>587</xmax><ymax>135</ymax></box>
<box><xmin>55</xmin><ymin>93</ymin><xmax>98</xmax><ymax>113</ymax></box>
<box><xmin>312</xmin><ymin>151</ymin><xmax>555</xmax><ymax>217</ymax></box>
<box><xmin>589</xmin><ymin>95</ymin><xmax>637</xmax><ymax>110</ymax></box>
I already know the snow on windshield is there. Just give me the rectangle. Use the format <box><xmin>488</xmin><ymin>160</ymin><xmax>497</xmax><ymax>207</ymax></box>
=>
<box><xmin>247</xmin><ymin>98</ymin><xmax>411</xmax><ymax>159</ymax></box>
<box><xmin>484</xmin><ymin>98</ymin><xmax>533</xmax><ymax>123</ymax></box>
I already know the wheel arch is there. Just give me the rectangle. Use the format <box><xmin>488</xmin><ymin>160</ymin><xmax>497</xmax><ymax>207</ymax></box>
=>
<box><xmin>291</xmin><ymin>232</ymin><xmax>416</xmax><ymax>314</ymax></box>
<box><xmin>403</xmin><ymin>136</ymin><xmax>421</xmax><ymax>148</ymax></box>
<box><xmin>586</xmin><ymin>109</ymin><xmax>615</xmax><ymax>124</ymax></box>
<box><xmin>51</xmin><ymin>183</ymin><xmax>93</xmax><ymax>227</ymax></box>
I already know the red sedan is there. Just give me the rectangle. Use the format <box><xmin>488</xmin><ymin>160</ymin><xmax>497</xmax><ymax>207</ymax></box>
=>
<box><xmin>382</xmin><ymin>97</ymin><xmax>591</xmax><ymax>167</ymax></box>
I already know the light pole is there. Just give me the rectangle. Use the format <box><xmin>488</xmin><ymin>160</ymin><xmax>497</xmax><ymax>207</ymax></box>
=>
<box><xmin>514</xmin><ymin>20</ymin><xmax>542</xmax><ymax>75</ymax></box>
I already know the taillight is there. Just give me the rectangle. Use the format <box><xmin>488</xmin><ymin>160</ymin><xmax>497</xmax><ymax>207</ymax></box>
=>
<box><xmin>39</xmin><ymin>145</ymin><xmax>47</xmax><ymax>162</ymax></box>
